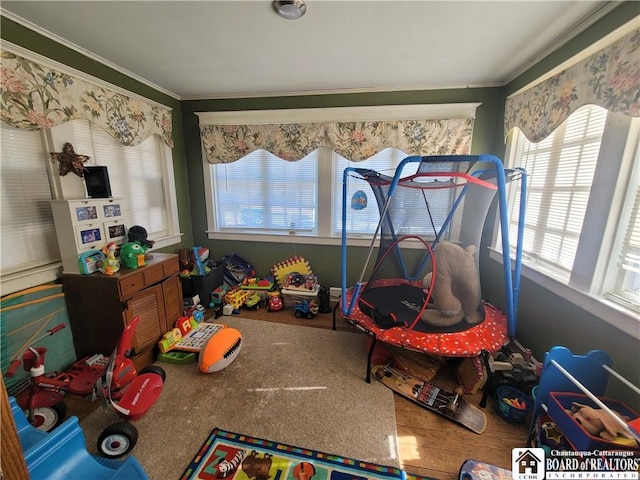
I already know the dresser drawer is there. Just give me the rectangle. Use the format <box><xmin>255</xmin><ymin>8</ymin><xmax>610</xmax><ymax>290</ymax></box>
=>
<box><xmin>163</xmin><ymin>259</ymin><xmax>180</xmax><ymax>277</ymax></box>
<box><xmin>143</xmin><ymin>264</ymin><xmax>165</xmax><ymax>286</ymax></box>
<box><xmin>119</xmin><ymin>272</ymin><xmax>145</xmax><ymax>297</ymax></box>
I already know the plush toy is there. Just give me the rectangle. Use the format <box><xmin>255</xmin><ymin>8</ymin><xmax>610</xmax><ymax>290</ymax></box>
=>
<box><xmin>127</xmin><ymin>225</ymin><xmax>155</xmax><ymax>249</ymax></box>
<box><xmin>568</xmin><ymin>402</ymin><xmax>637</xmax><ymax>446</ymax></box>
<box><xmin>119</xmin><ymin>241</ymin><xmax>149</xmax><ymax>269</ymax></box>
<box><xmin>420</xmin><ymin>241</ymin><xmax>483</xmax><ymax>327</ymax></box>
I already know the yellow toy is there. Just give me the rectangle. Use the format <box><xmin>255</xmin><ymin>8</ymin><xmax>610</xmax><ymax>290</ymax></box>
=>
<box><xmin>99</xmin><ymin>242</ymin><xmax>120</xmax><ymax>275</ymax></box>
<box><xmin>158</xmin><ymin>328</ymin><xmax>183</xmax><ymax>353</ymax></box>
<box><xmin>224</xmin><ymin>287</ymin><xmax>250</xmax><ymax>310</ymax></box>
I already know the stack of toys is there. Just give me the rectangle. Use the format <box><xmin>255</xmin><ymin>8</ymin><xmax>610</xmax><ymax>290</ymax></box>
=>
<box><xmin>271</xmin><ymin>256</ymin><xmax>320</xmax><ymax>309</ymax></box>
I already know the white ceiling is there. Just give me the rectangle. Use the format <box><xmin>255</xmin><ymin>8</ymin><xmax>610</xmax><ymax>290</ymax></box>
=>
<box><xmin>1</xmin><ymin>1</ymin><xmax>614</xmax><ymax>100</ymax></box>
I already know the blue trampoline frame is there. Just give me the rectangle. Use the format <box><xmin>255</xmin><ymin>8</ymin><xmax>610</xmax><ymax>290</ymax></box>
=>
<box><xmin>340</xmin><ymin>154</ymin><xmax>527</xmax><ymax>339</ymax></box>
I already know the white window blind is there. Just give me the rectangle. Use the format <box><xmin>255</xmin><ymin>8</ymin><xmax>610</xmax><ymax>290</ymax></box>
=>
<box><xmin>510</xmin><ymin>105</ymin><xmax>607</xmax><ymax>279</ymax></box>
<box><xmin>212</xmin><ymin>147</ymin><xmax>460</xmax><ymax>239</ymax></box>
<box><xmin>213</xmin><ymin>150</ymin><xmax>318</xmax><ymax>232</ymax></box>
<box><xmin>610</xmin><ymin>162</ymin><xmax>640</xmax><ymax>306</ymax></box>
<box><xmin>335</xmin><ymin>148</ymin><xmax>415</xmax><ymax>235</ymax></box>
<box><xmin>71</xmin><ymin>120</ymin><xmax>169</xmax><ymax>239</ymax></box>
<box><xmin>0</xmin><ymin>124</ymin><xmax>59</xmax><ymax>274</ymax></box>
<box><xmin>619</xmin><ymin>186</ymin><xmax>640</xmax><ymax>273</ymax></box>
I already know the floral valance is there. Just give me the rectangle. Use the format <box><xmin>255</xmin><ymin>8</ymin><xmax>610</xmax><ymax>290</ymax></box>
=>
<box><xmin>0</xmin><ymin>50</ymin><xmax>173</xmax><ymax>148</ymax></box>
<box><xmin>199</xmin><ymin>118</ymin><xmax>474</xmax><ymax>164</ymax></box>
<box><xmin>505</xmin><ymin>28</ymin><xmax>640</xmax><ymax>143</ymax></box>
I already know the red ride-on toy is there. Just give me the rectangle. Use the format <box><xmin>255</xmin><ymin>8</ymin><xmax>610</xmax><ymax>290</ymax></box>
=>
<box><xmin>5</xmin><ymin>323</ymin><xmax>107</xmax><ymax>433</ymax></box>
<box><xmin>5</xmin><ymin>323</ymin><xmax>75</xmax><ymax>432</ymax></box>
<box><xmin>94</xmin><ymin>315</ymin><xmax>165</xmax><ymax>458</ymax></box>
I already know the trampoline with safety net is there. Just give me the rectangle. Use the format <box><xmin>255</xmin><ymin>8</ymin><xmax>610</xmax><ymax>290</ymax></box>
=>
<box><xmin>335</xmin><ymin>155</ymin><xmax>527</xmax><ymax>381</ymax></box>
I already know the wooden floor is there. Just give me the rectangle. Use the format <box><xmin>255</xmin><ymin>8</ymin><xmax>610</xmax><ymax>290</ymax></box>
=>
<box><xmin>66</xmin><ymin>305</ymin><xmax>528</xmax><ymax>479</ymax></box>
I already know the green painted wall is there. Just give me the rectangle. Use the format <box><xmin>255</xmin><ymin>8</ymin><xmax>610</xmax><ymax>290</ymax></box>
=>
<box><xmin>492</xmin><ymin>3</ymin><xmax>639</xmax><ymax>408</ymax></box>
<box><xmin>0</xmin><ymin>17</ymin><xmax>194</xmax><ymax>251</ymax></box>
<box><xmin>2</xmin><ymin>2</ymin><xmax>638</xmax><ymax>406</ymax></box>
<box><xmin>181</xmin><ymin>89</ymin><xmax>503</xmax><ymax>285</ymax></box>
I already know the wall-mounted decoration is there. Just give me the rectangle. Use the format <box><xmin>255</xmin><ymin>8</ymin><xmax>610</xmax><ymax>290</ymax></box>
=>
<box><xmin>50</xmin><ymin>142</ymin><xmax>90</xmax><ymax>177</ymax></box>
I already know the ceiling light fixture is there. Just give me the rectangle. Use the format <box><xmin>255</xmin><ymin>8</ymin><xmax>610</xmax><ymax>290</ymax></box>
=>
<box><xmin>273</xmin><ymin>0</ymin><xmax>306</xmax><ymax>20</ymax></box>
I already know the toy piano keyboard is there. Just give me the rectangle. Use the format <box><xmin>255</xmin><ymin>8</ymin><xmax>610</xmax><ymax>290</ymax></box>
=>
<box><xmin>173</xmin><ymin>323</ymin><xmax>224</xmax><ymax>352</ymax></box>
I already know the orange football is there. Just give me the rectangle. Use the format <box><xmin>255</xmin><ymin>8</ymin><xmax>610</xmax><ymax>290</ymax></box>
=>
<box><xmin>198</xmin><ymin>327</ymin><xmax>242</xmax><ymax>373</ymax></box>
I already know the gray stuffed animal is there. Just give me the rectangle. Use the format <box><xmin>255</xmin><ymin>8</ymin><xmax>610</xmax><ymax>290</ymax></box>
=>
<box><xmin>420</xmin><ymin>241</ymin><xmax>483</xmax><ymax>327</ymax></box>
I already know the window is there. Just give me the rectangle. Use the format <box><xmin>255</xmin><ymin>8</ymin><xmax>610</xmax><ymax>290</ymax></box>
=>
<box><xmin>213</xmin><ymin>150</ymin><xmax>318</xmax><ymax>233</ymax></box>
<box><xmin>201</xmin><ymin>103</ymin><xmax>479</xmax><ymax>247</ymax></box>
<box><xmin>0</xmin><ymin>119</ymin><xmax>181</xmax><ymax>296</ymax></box>
<box><xmin>334</xmin><ymin>148</ymin><xmax>418</xmax><ymax>236</ymax></box>
<box><xmin>507</xmin><ymin>106</ymin><xmax>607</xmax><ymax>277</ymax></box>
<box><xmin>499</xmin><ymin>104</ymin><xmax>640</xmax><ymax>336</ymax></box>
<box><xmin>70</xmin><ymin>120</ymin><xmax>180</xmax><ymax>245</ymax></box>
<box><xmin>0</xmin><ymin>125</ymin><xmax>59</xmax><ymax>276</ymax></box>
<box><xmin>210</xmin><ymin>147</ymin><xmax>421</xmax><ymax>243</ymax></box>
<box><xmin>604</xmin><ymin>148</ymin><xmax>640</xmax><ymax>309</ymax></box>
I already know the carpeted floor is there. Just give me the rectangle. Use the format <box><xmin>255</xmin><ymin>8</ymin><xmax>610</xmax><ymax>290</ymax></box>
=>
<box><xmin>80</xmin><ymin>316</ymin><xmax>399</xmax><ymax>479</ymax></box>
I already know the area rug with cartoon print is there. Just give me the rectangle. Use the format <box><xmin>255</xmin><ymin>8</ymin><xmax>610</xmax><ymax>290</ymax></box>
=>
<box><xmin>180</xmin><ymin>428</ymin><xmax>436</xmax><ymax>480</ymax></box>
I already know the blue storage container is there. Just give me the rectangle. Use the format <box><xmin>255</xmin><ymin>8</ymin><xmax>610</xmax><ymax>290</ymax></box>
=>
<box><xmin>548</xmin><ymin>392</ymin><xmax>639</xmax><ymax>452</ymax></box>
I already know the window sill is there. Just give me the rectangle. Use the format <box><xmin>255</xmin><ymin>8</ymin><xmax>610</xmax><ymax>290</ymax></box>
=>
<box><xmin>0</xmin><ymin>234</ymin><xmax>183</xmax><ymax>297</ymax></box>
<box><xmin>207</xmin><ymin>230</ymin><xmax>375</xmax><ymax>247</ymax></box>
<box><xmin>151</xmin><ymin>233</ymin><xmax>183</xmax><ymax>250</ymax></box>
<box><xmin>1</xmin><ymin>263</ymin><xmax>62</xmax><ymax>297</ymax></box>
<box><xmin>206</xmin><ymin>230</ymin><xmax>431</xmax><ymax>249</ymax></box>
<box><xmin>489</xmin><ymin>249</ymin><xmax>639</xmax><ymax>340</ymax></box>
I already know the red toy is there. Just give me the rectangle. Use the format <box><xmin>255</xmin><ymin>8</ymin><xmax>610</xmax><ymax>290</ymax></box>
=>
<box><xmin>94</xmin><ymin>316</ymin><xmax>165</xmax><ymax>458</ymax></box>
<box><xmin>6</xmin><ymin>323</ymin><xmax>106</xmax><ymax>432</ymax></box>
<box><xmin>267</xmin><ymin>291</ymin><xmax>284</xmax><ymax>311</ymax></box>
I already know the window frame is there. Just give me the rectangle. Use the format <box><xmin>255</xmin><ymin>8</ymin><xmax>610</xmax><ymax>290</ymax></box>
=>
<box><xmin>66</xmin><ymin>119</ymin><xmax>182</xmax><ymax>250</ymax></box>
<box><xmin>492</xmin><ymin>110</ymin><xmax>640</xmax><ymax>339</ymax></box>
<box><xmin>200</xmin><ymin>103</ymin><xmax>480</xmax><ymax>248</ymax></box>
<box><xmin>1</xmin><ymin>120</ymin><xmax>182</xmax><ymax>296</ymax></box>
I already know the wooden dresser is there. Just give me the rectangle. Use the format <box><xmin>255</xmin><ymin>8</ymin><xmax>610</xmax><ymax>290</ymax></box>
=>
<box><xmin>61</xmin><ymin>252</ymin><xmax>183</xmax><ymax>370</ymax></box>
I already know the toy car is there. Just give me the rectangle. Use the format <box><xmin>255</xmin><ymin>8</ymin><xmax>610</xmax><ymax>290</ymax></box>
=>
<box><xmin>209</xmin><ymin>285</ymin><xmax>228</xmax><ymax>307</ymax></box>
<box><xmin>244</xmin><ymin>292</ymin><xmax>263</xmax><ymax>310</ymax></box>
<box><xmin>294</xmin><ymin>299</ymin><xmax>319</xmax><ymax>319</ymax></box>
<box><xmin>267</xmin><ymin>292</ymin><xmax>284</xmax><ymax>311</ymax></box>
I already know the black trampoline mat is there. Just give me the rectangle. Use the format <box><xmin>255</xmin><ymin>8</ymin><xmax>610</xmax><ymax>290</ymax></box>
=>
<box><xmin>358</xmin><ymin>284</ymin><xmax>485</xmax><ymax>334</ymax></box>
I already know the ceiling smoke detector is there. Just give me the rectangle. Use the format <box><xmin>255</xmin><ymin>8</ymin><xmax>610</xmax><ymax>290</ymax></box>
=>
<box><xmin>273</xmin><ymin>0</ymin><xmax>307</xmax><ymax>20</ymax></box>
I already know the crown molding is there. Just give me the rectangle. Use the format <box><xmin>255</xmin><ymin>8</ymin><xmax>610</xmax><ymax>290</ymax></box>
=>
<box><xmin>1</xmin><ymin>9</ymin><xmax>180</xmax><ymax>101</ymax></box>
<box><xmin>196</xmin><ymin>103</ymin><xmax>482</xmax><ymax>125</ymax></box>
<box><xmin>504</xmin><ymin>2</ymin><xmax>623</xmax><ymax>85</ymax></box>
<box><xmin>0</xmin><ymin>40</ymin><xmax>173</xmax><ymax>112</ymax></box>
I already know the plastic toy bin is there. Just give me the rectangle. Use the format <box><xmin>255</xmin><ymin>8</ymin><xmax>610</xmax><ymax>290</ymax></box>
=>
<box><xmin>181</xmin><ymin>265</ymin><xmax>224</xmax><ymax>302</ymax></box>
<box><xmin>282</xmin><ymin>285</ymin><xmax>319</xmax><ymax>309</ymax></box>
<box><xmin>548</xmin><ymin>392</ymin><xmax>639</xmax><ymax>452</ymax></box>
<box><xmin>495</xmin><ymin>385</ymin><xmax>532</xmax><ymax>424</ymax></box>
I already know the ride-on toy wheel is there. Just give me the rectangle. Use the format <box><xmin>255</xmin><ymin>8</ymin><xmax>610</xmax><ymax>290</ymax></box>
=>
<box><xmin>98</xmin><ymin>421</ymin><xmax>138</xmax><ymax>458</ymax></box>
<box><xmin>27</xmin><ymin>400</ymin><xmax>67</xmax><ymax>432</ymax></box>
<box><xmin>139</xmin><ymin>365</ymin><xmax>166</xmax><ymax>383</ymax></box>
